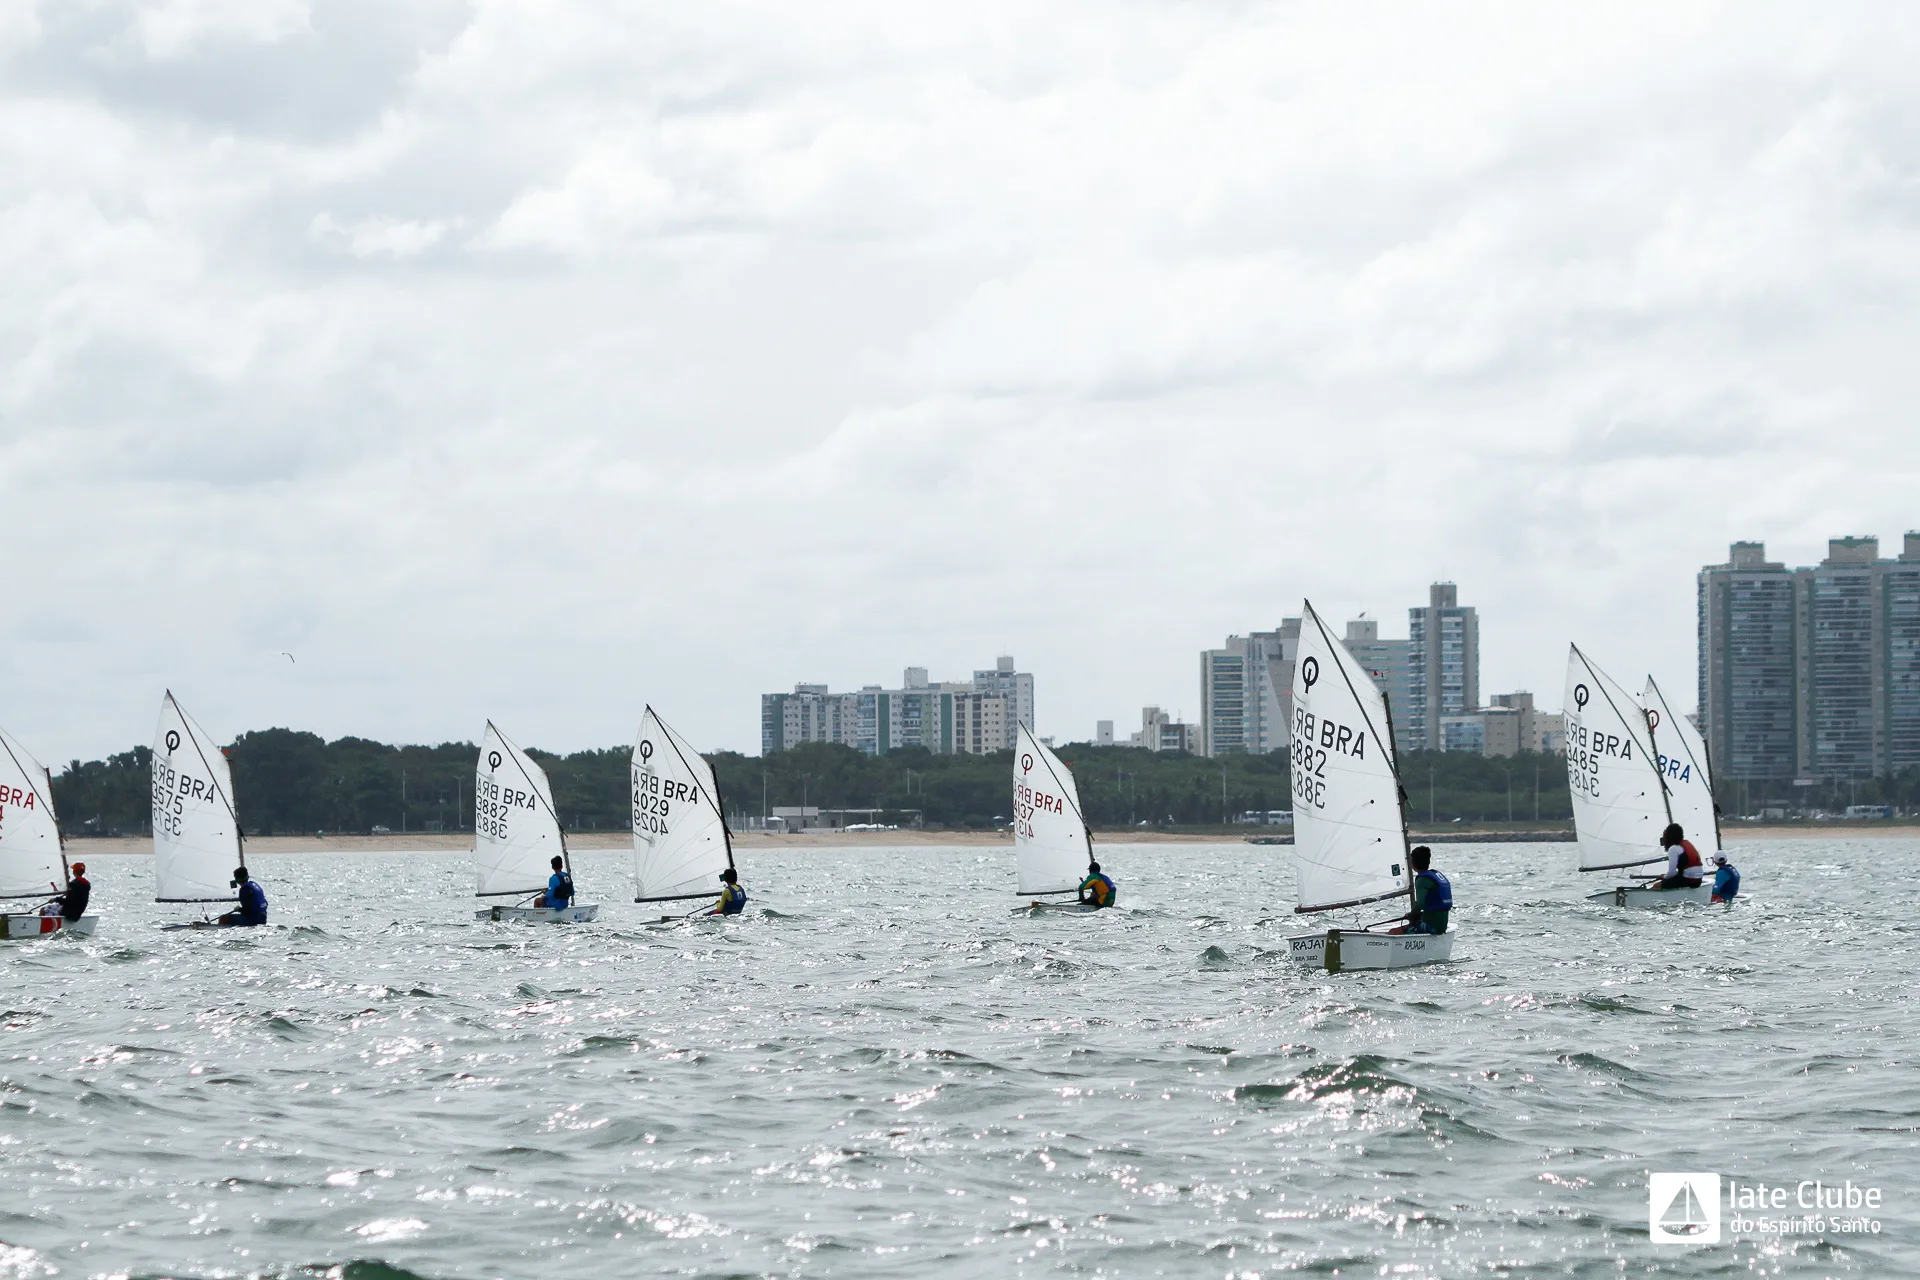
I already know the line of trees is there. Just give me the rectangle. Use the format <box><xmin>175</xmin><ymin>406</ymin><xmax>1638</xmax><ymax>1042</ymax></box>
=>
<box><xmin>50</xmin><ymin>728</ymin><xmax>1584</xmax><ymax>835</ymax></box>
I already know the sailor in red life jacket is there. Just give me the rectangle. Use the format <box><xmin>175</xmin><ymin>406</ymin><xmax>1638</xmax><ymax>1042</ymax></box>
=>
<box><xmin>1649</xmin><ymin>822</ymin><xmax>1705</xmax><ymax>890</ymax></box>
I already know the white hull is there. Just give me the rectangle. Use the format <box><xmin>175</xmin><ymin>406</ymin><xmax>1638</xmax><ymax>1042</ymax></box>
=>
<box><xmin>476</xmin><ymin>903</ymin><xmax>601</xmax><ymax>924</ymax></box>
<box><xmin>1589</xmin><ymin>883</ymin><xmax>1711</xmax><ymax>908</ymax></box>
<box><xmin>1287</xmin><ymin>928</ymin><xmax>1454</xmax><ymax>973</ymax></box>
<box><xmin>2</xmin><ymin>913</ymin><xmax>98</xmax><ymax>940</ymax></box>
<box><xmin>1015</xmin><ymin>899</ymin><xmax>1102</xmax><ymax>914</ymax></box>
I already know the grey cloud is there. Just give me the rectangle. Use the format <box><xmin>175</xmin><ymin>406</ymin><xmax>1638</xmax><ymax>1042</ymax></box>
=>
<box><xmin>5</xmin><ymin>1</ymin><xmax>1920</xmax><ymax>763</ymax></box>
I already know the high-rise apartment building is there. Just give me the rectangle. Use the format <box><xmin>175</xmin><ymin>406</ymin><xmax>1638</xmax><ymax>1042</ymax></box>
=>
<box><xmin>761</xmin><ymin>657</ymin><xmax>1036</xmax><ymax>756</ymax></box>
<box><xmin>1342</xmin><ymin>618</ymin><xmax>1415</xmax><ymax>745</ymax></box>
<box><xmin>1199</xmin><ymin>623</ymin><xmax>1297</xmax><ymax>756</ymax></box>
<box><xmin>971</xmin><ymin>656</ymin><xmax>1035</xmax><ymax>734</ymax></box>
<box><xmin>1406</xmin><ymin>583</ymin><xmax>1480</xmax><ymax>751</ymax></box>
<box><xmin>1699</xmin><ymin>535</ymin><xmax>1920</xmax><ymax>784</ymax></box>
<box><xmin>1698</xmin><ymin>541</ymin><xmax>1798</xmax><ymax>782</ymax></box>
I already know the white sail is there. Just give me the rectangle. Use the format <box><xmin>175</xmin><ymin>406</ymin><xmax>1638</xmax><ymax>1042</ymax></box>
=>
<box><xmin>1564</xmin><ymin>647</ymin><xmax>1668</xmax><ymax>872</ymax></box>
<box><xmin>473</xmin><ymin>721</ymin><xmax>564</xmax><ymax>897</ymax></box>
<box><xmin>1289</xmin><ymin>601</ymin><xmax>1411</xmax><ymax>912</ymax></box>
<box><xmin>152</xmin><ymin>692</ymin><xmax>243</xmax><ymax>902</ymax></box>
<box><xmin>1013</xmin><ymin>722</ymin><xmax>1090</xmax><ymax>895</ymax></box>
<box><xmin>1643</xmin><ymin>675</ymin><xmax>1720</xmax><ymax>856</ymax></box>
<box><xmin>631</xmin><ymin>706</ymin><xmax>735</xmax><ymax>902</ymax></box>
<box><xmin>0</xmin><ymin>725</ymin><xmax>64</xmax><ymax>899</ymax></box>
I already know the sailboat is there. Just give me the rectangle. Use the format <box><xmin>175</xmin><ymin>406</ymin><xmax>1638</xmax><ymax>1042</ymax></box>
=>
<box><xmin>0</xmin><ymin>725</ymin><xmax>97</xmax><ymax>939</ymax></box>
<box><xmin>1284</xmin><ymin>601</ymin><xmax>1452</xmax><ymax>972</ymax></box>
<box><xmin>1563</xmin><ymin>647</ymin><xmax>1708</xmax><ymax>906</ymax></box>
<box><xmin>1013</xmin><ymin>722</ymin><xmax>1099</xmax><ymax>912</ymax></box>
<box><xmin>471</xmin><ymin>721</ymin><xmax>599</xmax><ymax>923</ymax></box>
<box><xmin>631</xmin><ymin>706</ymin><xmax>739</xmax><ymax>920</ymax></box>
<box><xmin>1644</xmin><ymin>673</ymin><xmax>1724</xmax><ymax>875</ymax></box>
<box><xmin>153</xmin><ymin>692</ymin><xmax>247</xmax><ymax>926</ymax></box>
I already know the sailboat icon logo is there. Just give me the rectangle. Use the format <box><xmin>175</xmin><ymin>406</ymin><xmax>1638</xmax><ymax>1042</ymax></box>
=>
<box><xmin>1648</xmin><ymin>1172</ymin><xmax>1720</xmax><ymax>1244</ymax></box>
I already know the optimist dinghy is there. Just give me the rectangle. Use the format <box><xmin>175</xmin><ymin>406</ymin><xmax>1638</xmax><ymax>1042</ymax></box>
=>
<box><xmin>152</xmin><ymin>692</ymin><xmax>249</xmax><ymax>927</ymax></box>
<box><xmin>471</xmin><ymin>722</ymin><xmax>599</xmax><ymax>923</ymax></box>
<box><xmin>0</xmin><ymin>725</ymin><xmax>97</xmax><ymax>939</ymax></box>
<box><xmin>1565</xmin><ymin>649</ymin><xmax>1710</xmax><ymax>907</ymax></box>
<box><xmin>631</xmin><ymin>706</ymin><xmax>741</xmax><ymax>922</ymax></box>
<box><xmin>1284</xmin><ymin>601</ymin><xmax>1452</xmax><ymax>973</ymax></box>
<box><xmin>1012</xmin><ymin>723</ymin><xmax>1102</xmax><ymax>913</ymax></box>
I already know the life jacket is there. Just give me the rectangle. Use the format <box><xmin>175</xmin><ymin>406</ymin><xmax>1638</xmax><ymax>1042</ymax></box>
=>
<box><xmin>1676</xmin><ymin>840</ymin><xmax>1703</xmax><ymax>876</ymax></box>
<box><xmin>1085</xmin><ymin>873</ymin><xmax>1115</xmax><ymax>907</ymax></box>
<box><xmin>1415</xmin><ymin>869</ymin><xmax>1452</xmax><ymax>912</ymax></box>
<box><xmin>554</xmin><ymin>872</ymin><xmax>574</xmax><ymax>903</ymax></box>
<box><xmin>719</xmin><ymin>883</ymin><xmax>746</xmax><ymax>914</ymax></box>
<box><xmin>238</xmin><ymin>880</ymin><xmax>268</xmax><ymax>923</ymax></box>
<box><xmin>1713</xmin><ymin>865</ymin><xmax>1740</xmax><ymax>900</ymax></box>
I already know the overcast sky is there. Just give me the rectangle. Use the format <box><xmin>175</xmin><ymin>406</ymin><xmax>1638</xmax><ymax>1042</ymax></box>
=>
<box><xmin>5</xmin><ymin>1</ymin><xmax>1919</xmax><ymax>764</ymax></box>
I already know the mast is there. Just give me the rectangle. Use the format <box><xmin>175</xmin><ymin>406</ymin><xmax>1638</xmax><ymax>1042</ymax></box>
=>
<box><xmin>657</xmin><ymin>720</ymin><xmax>734</xmax><ymax>871</ymax></box>
<box><xmin>1291</xmin><ymin>602</ymin><xmax>1413</xmax><ymax>914</ymax></box>
<box><xmin>1026</xmin><ymin>725</ymin><xmax>1093</xmax><ymax>871</ymax></box>
<box><xmin>474</xmin><ymin>721</ymin><xmax>568</xmax><ymax>898</ymax></box>
<box><xmin>1642</xmin><ymin>705</ymin><xmax>1675</xmax><ymax>828</ymax></box>
<box><xmin>1565</xmin><ymin>647</ymin><xmax>1668</xmax><ymax>873</ymax></box>
<box><xmin>174</xmin><ymin>692</ymin><xmax>245</xmax><ymax>874</ymax></box>
<box><xmin>1378</xmin><ymin>688</ymin><xmax>1413</xmax><ymax>869</ymax></box>
<box><xmin>49</xmin><ymin>765</ymin><xmax>68</xmax><ymax>888</ymax></box>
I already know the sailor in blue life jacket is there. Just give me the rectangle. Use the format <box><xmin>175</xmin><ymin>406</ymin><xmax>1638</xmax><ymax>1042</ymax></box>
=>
<box><xmin>218</xmin><ymin>866</ymin><xmax>268</xmax><ymax>927</ymax></box>
<box><xmin>538</xmin><ymin>856</ymin><xmax>575</xmax><ymax>910</ymax></box>
<box><xmin>1078</xmin><ymin>861</ymin><xmax>1117</xmax><ymax>909</ymax></box>
<box><xmin>709</xmin><ymin>867</ymin><xmax>747</xmax><ymax>915</ymax></box>
<box><xmin>1391</xmin><ymin>846</ymin><xmax>1451</xmax><ymax>935</ymax></box>
<box><xmin>1650</xmin><ymin>822</ymin><xmax>1705</xmax><ymax>890</ymax></box>
<box><xmin>1711</xmin><ymin>854</ymin><xmax>1741</xmax><ymax>904</ymax></box>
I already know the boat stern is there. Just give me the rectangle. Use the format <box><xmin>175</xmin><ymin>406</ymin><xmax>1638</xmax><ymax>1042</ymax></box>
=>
<box><xmin>2</xmin><ymin>913</ymin><xmax>96</xmax><ymax>940</ymax></box>
<box><xmin>1289</xmin><ymin>928</ymin><xmax>1454</xmax><ymax>973</ymax></box>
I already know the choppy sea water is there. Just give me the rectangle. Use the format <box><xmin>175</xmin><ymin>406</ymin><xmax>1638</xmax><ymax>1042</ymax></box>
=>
<box><xmin>2</xmin><ymin>840</ymin><xmax>1917</xmax><ymax>1279</ymax></box>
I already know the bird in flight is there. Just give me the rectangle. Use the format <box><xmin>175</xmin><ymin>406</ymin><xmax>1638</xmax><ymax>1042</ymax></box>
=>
<box><xmin>281</xmin><ymin>652</ymin><xmax>296</xmax><ymax>664</ymax></box>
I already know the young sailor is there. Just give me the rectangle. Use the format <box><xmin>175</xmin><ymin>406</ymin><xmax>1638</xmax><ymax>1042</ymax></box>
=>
<box><xmin>1711</xmin><ymin>854</ymin><xmax>1741</xmax><ymax>904</ymax></box>
<box><xmin>538</xmin><ymin>856</ymin><xmax>575</xmax><ymax>910</ymax></box>
<box><xmin>218</xmin><ymin>866</ymin><xmax>268</xmax><ymax>927</ymax></box>
<box><xmin>1650</xmin><ymin>823</ymin><xmax>1705</xmax><ymax>890</ymax></box>
<box><xmin>1077</xmin><ymin>861</ymin><xmax>1116</xmax><ymax>909</ymax></box>
<box><xmin>48</xmin><ymin>862</ymin><xmax>91</xmax><ymax>922</ymax></box>
<box><xmin>1392</xmin><ymin>846</ymin><xmax>1451</xmax><ymax>934</ymax></box>
<box><xmin>708</xmin><ymin>867</ymin><xmax>747</xmax><ymax>916</ymax></box>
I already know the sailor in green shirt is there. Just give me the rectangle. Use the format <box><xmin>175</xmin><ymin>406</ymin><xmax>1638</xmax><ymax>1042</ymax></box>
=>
<box><xmin>1077</xmin><ymin>862</ymin><xmax>1116</xmax><ymax>909</ymax></box>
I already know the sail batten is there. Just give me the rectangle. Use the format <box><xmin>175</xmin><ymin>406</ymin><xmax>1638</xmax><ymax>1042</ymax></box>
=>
<box><xmin>631</xmin><ymin>707</ymin><xmax>735</xmax><ymax>903</ymax></box>
<box><xmin>1643</xmin><ymin>675</ymin><xmax>1721</xmax><ymax>855</ymax></box>
<box><xmin>472</xmin><ymin>722</ymin><xmax>563</xmax><ymax>898</ymax></box>
<box><xmin>152</xmin><ymin>693</ymin><xmax>243</xmax><ymax>903</ymax></box>
<box><xmin>1014</xmin><ymin>724</ymin><xmax>1089</xmax><ymax>895</ymax></box>
<box><xmin>1565</xmin><ymin>647</ymin><xmax>1670</xmax><ymax>873</ymax></box>
<box><xmin>1289</xmin><ymin>601</ymin><xmax>1412</xmax><ymax>914</ymax></box>
<box><xmin>0</xmin><ymin>726</ymin><xmax>64</xmax><ymax>899</ymax></box>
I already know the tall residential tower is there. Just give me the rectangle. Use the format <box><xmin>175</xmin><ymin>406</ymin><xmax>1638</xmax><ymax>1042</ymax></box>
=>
<box><xmin>1699</xmin><ymin>535</ymin><xmax>1920</xmax><ymax>785</ymax></box>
